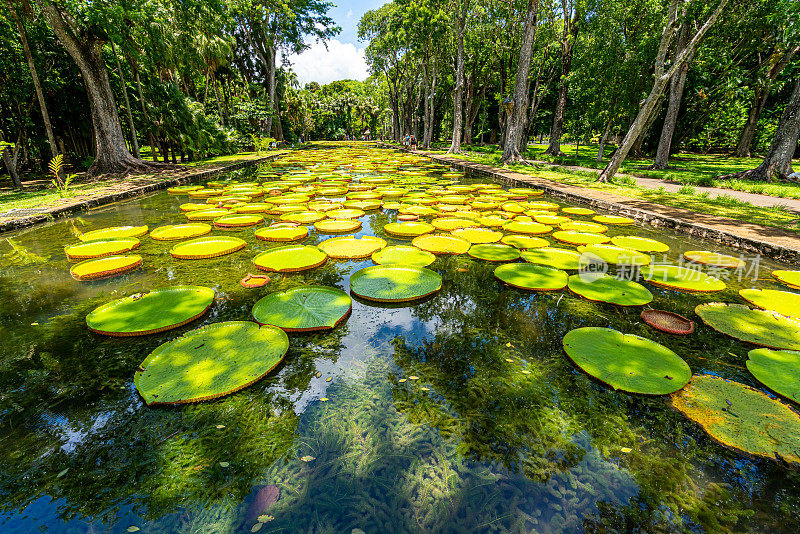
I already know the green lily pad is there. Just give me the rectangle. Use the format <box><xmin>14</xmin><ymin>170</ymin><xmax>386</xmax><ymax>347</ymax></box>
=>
<box><xmin>79</xmin><ymin>225</ymin><xmax>148</xmax><ymax>242</ymax></box>
<box><xmin>672</xmin><ymin>374</ymin><xmax>800</xmax><ymax>465</ymax></box>
<box><xmin>558</xmin><ymin>221</ymin><xmax>608</xmax><ymax>233</ymax></box>
<box><xmin>86</xmin><ymin>286</ymin><xmax>215</xmax><ymax>336</ymax></box>
<box><xmin>501</xmin><ymin>221</ymin><xmax>552</xmax><ymax>235</ymax></box>
<box><xmin>170</xmin><ymin>236</ymin><xmax>246</xmax><ymax>259</ymax></box>
<box><xmin>593</xmin><ymin>215</ymin><xmax>634</xmax><ymax>225</ymax></box>
<box><xmin>411</xmin><ymin>234</ymin><xmax>471</xmax><ymax>255</ymax></box>
<box><xmin>186</xmin><ymin>209</ymin><xmax>229</xmax><ymax>221</ymax></box>
<box><xmin>695</xmin><ymin>302</ymin><xmax>800</xmax><ymax>350</ymax></box>
<box><xmin>568</xmin><ymin>273</ymin><xmax>653</xmax><ymax>306</ymax></box>
<box><xmin>563</xmin><ymin>327</ymin><xmax>690</xmax><ymax>394</ymax></box>
<box><xmin>610</xmin><ymin>235</ymin><xmax>669</xmax><ymax>253</ymax></box>
<box><xmin>134</xmin><ymin>321</ymin><xmax>289</xmax><ymax>405</ymax></box>
<box><xmin>371</xmin><ymin>245</ymin><xmax>436</xmax><ymax>267</ymax></box>
<box><xmin>747</xmin><ymin>348</ymin><xmax>800</xmax><ymax>403</ymax></box>
<box><xmin>252</xmin><ymin>286</ymin><xmax>351</xmax><ymax>332</ymax></box>
<box><xmin>641</xmin><ymin>265</ymin><xmax>726</xmax><ymax>292</ymax></box>
<box><xmin>64</xmin><ymin>238</ymin><xmax>140</xmax><ymax>260</ymax></box>
<box><xmin>318</xmin><ymin>236</ymin><xmax>387</xmax><ymax>259</ymax></box>
<box><xmin>70</xmin><ymin>255</ymin><xmax>143</xmax><ymax>281</ymax></box>
<box><xmin>772</xmin><ymin>270</ymin><xmax>800</xmax><ymax>289</ymax></box>
<box><xmin>314</xmin><ymin>219</ymin><xmax>362</xmax><ymax>233</ymax></box>
<box><xmin>150</xmin><ymin>223</ymin><xmax>212</xmax><ymax>241</ymax></box>
<box><xmin>494</xmin><ymin>263</ymin><xmax>568</xmax><ymax>291</ymax></box>
<box><xmin>214</xmin><ymin>214</ymin><xmax>264</xmax><ymax>228</ymax></box>
<box><xmin>254</xmin><ymin>226</ymin><xmax>309</xmax><ymax>242</ymax></box>
<box><xmin>739</xmin><ymin>288</ymin><xmax>800</xmax><ymax>319</ymax></box>
<box><xmin>451</xmin><ymin>227</ymin><xmax>502</xmax><ymax>244</ymax></box>
<box><xmin>520</xmin><ymin>248</ymin><xmax>582</xmax><ymax>270</ymax></box>
<box><xmin>578</xmin><ymin>244</ymin><xmax>651</xmax><ymax>266</ymax></box>
<box><xmin>552</xmin><ymin>231</ymin><xmax>611</xmax><ymax>246</ymax></box>
<box><xmin>253</xmin><ymin>245</ymin><xmax>327</xmax><ymax>272</ymax></box>
<box><xmin>500</xmin><ymin>235</ymin><xmax>550</xmax><ymax>249</ymax></box>
<box><xmin>350</xmin><ymin>265</ymin><xmax>442</xmax><ymax>302</ymax></box>
<box><xmin>383</xmin><ymin>221</ymin><xmax>435</xmax><ymax>238</ymax></box>
<box><xmin>468</xmin><ymin>244</ymin><xmax>520</xmax><ymax>262</ymax></box>
<box><xmin>684</xmin><ymin>250</ymin><xmax>744</xmax><ymax>268</ymax></box>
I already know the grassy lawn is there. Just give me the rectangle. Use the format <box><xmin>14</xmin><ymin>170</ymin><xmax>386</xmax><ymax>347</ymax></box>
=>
<box><xmin>425</xmin><ymin>147</ymin><xmax>800</xmax><ymax>232</ymax></box>
<box><xmin>432</xmin><ymin>142</ymin><xmax>800</xmax><ymax>200</ymax></box>
<box><xmin>0</xmin><ymin>151</ymin><xmax>271</xmax><ymax>219</ymax></box>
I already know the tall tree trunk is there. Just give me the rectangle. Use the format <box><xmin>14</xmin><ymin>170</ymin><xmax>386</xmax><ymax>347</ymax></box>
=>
<box><xmin>38</xmin><ymin>1</ymin><xmax>164</xmax><ymax>176</ymax></box>
<box><xmin>546</xmin><ymin>1</ymin><xmax>579</xmax><ymax>156</ymax></box>
<box><xmin>0</xmin><ymin>130</ymin><xmax>22</xmax><ymax>188</ymax></box>
<box><xmin>423</xmin><ymin>60</ymin><xmax>437</xmax><ymax>148</ymax></box>
<box><xmin>111</xmin><ymin>43</ymin><xmax>140</xmax><ymax>159</ymax></box>
<box><xmin>213</xmin><ymin>75</ymin><xmax>225</xmax><ymax>127</ymax></box>
<box><xmin>8</xmin><ymin>1</ymin><xmax>57</xmax><ymax>161</ymax></box>
<box><xmin>597</xmin><ymin>116</ymin><xmax>613</xmax><ymax>162</ymax></box>
<box><xmin>500</xmin><ymin>0</ymin><xmax>539</xmax><ymax>163</ymax></box>
<box><xmin>447</xmin><ymin>0</ymin><xmax>469</xmax><ymax>154</ymax></box>
<box><xmin>599</xmin><ymin>0</ymin><xmax>729</xmax><ymax>182</ymax></box>
<box><xmin>722</xmin><ymin>77</ymin><xmax>800</xmax><ymax>181</ymax></box>
<box><xmin>131</xmin><ymin>62</ymin><xmax>159</xmax><ymax>161</ymax></box>
<box><xmin>652</xmin><ymin>21</ymin><xmax>694</xmax><ymax>169</ymax></box>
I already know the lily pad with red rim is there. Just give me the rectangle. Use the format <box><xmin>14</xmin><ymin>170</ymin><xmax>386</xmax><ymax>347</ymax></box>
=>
<box><xmin>468</xmin><ymin>244</ymin><xmax>520</xmax><ymax>262</ymax></box>
<box><xmin>70</xmin><ymin>255</ymin><xmax>143</xmax><ymax>281</ymax></box>
<box><xmin>350</xmin><ymin>265</ymin><xmax>442</xmax><ymax>302</ymax></box>
<box><xmin>252</xmin><ymin>286</ymin><xmax>351</xmax><ymax>332</ymax></box>
<box><xmin>493</xmin><ymin>263</ymin><xmax>568</xmax><ymax>291</ymax></box>
<box><xmin>252</xmin><ymin>245</ymin><xmax>327</xmax><ymax>273</ymax></box>
<box><xmin>567</xmin><ymin>273</ymin><xmax>653</xmax><ymax>306</ymax></box>
<box><xmin>170</xmin><ymin>236</ymin><xmax>246</xmax><ymax>259</ymax></box>
<box><xmin>371</xmin><ymin>245</ymin><xmax>436</xmax><ymax>267</ymax></box>
<box><xmin>695</xmin><ymin>302</ymin><xmax>800</xmax><ymax>350</ymax></box>
<box><xmin>318</xmin><ymin>236</ymin><xmax>387</xmax><ymax>259</ymax></box>
<box><xmin>64</xmin><ymin>238</ymin><xmax>140</xmax><ymax>260</ymax></box>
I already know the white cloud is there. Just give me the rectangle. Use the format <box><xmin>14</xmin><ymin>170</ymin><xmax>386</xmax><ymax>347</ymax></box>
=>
<box><xmin>287</xmin><ymin>39</ymin><xmax>369</xmax><ymax>86</ymax></box>
<box><xmin>347</xmin><ymin>9</ymin><xmax>353</xmax><ymax>18</ymax></box>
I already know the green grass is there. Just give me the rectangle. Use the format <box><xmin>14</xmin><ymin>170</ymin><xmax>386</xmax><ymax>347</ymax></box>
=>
<box><xmin>425</xmin><ymin>147</ymin><xmax>800</xmax><ymax>232</ymax></box>
<box><xmin>429</xmin><ymin>142</ymin><xmax>800</xmax><ymax>200</ymax></box>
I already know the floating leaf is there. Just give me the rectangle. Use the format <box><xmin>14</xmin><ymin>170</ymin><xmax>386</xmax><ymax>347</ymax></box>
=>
<box><xmin>501</xmin><ymin>220</ymin><xmax>552</xmax><ymax>235</ymax></box>
<box><xmin>300</xmin><ymin>455</ymin><xmax>315</xmax><ymax>462</ymax></box>
<box><xmin>70</xmin><ymin>255</ymin><xmax>142</xmax><ymax>281</ymax></box>
<box><xmin>383</xmin><ymin>221</ymin><xmax>435</xmax><ymax>237</ymax></box>
<box><xmin>500</xmin><ymin>234</ymin><xmax>549</xmax><ymax>249</ymax></box>
<box><xmin>252</xmin><ymin>245</ymin><xmax>327</xmax><ymax>272</ymax></box>
<box><xmin>411</xmin><ymin>234</ymin><xmax>471</xmax><ymax>255</ymax></box>
<box><xmin>86</xmin><ymin>286</ymin><xmax>215</xmax><ymax>336</ymax></box>
<box><xmin>558</xmin><ymin>221</ymin><xmax>608</xmax><ymax>233</ymax></box>
<box><xmin>252</xmin><ymin>286</ymin><xmax>351</xmax><ymax>332</ymax></box>
<box><xmin>186</xmin><ymin>208</ymin><xmax>229</xmax><ymax>221</ymax></box>
<box><xmin>134</xmin><ymin>321</ymin><xmax>289</xmax><ymax>405</ymax></box>
<box><xmin>567</xmin><ymin>273</ymin><xmax>652</xmax><ymax>306</ymax></box>
<box><xmin>747</xmin><ymin>348</ymin><xmax>800</xmax><ymax>402</ymax></box>
<box><xmin>739</xmin><ymin>288</ymin><xmax>800</xmax><ymax>319</ymax></box>
<box><xmin>254</xmin><ymin>226</ymin><xmax>309</xmax><ymax>242</ymax></box>
<box><xmin>695</xmin><ymin>302</ymin><xmax>800</xmax><ymax>350</ymax></box>
<box><xmin>672</xmin><ymin>375</ymin><xmax>800</xmax><ymax>464</ymax></box>
<box><xmin>610</xmin><ymin>235</ymin><xmax>669</xmax><ymax>253</ymax></box>
<box><xmin>578</xmin><ymin>244</ymin><xmax>651</xmax><ymax>266</ymax></box>
<box><xmin>563</xmin><ymin>327</ymin><xmax>690</xmax><ymax>394</ymax></box>
<box><xmin>431</xmin><ymin>217</ymin><xmax>476</xmax><ymax>231</ymax></box>
<box><xmin>150</xmin><ymin>223</ymin><xmax>212</xmax><ymax>241</ymax></box>
<box><xmin>79</xmin><ymin>225</ymin><xmax>148</xmax><ymax>242</ymax></box>
<box><xmin>170</xmin><ymin>236</ymin><xmax>246</xmax><ymax>259</ymax></box>
<box><xmin>350</xmin><ymin>265</ymin><xmax>442</xmax><ymax>302</ymax></box>
<box><xmin>251</xmin><ymin>522</ymin><xmax>263</xmax><ymax>533</ymax></box>
<box><xmin>214</xmin><ymin>214</ymin><xmax>264</xmax><ymax>228</ymax></box>
<box><xmin>641</xmin><ymin>309</ymin><xmax>695</xmax><ymax>335</ymax></box>
<box><xmin>314</xmin><ymin>219</ymin><xmax>362</xmax><ymax>233</ymax></box>
<box><xmin>641</xmin><ymin>265</ymin><xmax>726</xmax><ymax>292</ymax></box>
<box><xmin>684</xmin><ymin>250</ymin><xmax>745</xmax><ymax>268</ymax></box>
<box><xmin>126</xmin><ymin>527</ymin><xmax>140</xmax><ymax>533</ymax></box>
<box><xmin>520</xmin><ymin>247</ymin><xmax>582</xmax><ymax>270</ymax></box>
<box><xmin>772</xmin><ymin>270</ymin><xmax>800</xmax><ymax>289</ymax></box>
<box><xmin>318</xmin><ymin>236</ymin><xmax>387</xmax><ymax>259</ymax></box>
<box><xmin>451</xmin><ymin>227</ymin><xmax>502</xmax><ymax>244</ymax></box>
<box><xmin>280</xmin><ymin>210</ymin><xmax>326</xmax><ymax>224</ymax></box>
<box><xmin>371</xmin><ymin>245</ymin><xmax>435</xmax><ymax>267</ymax></box>
<box><xmin>56</xmin><ymin>468</ymin><xmax>69</xmax><ymax>478</ymax></box>
<box><xmin>593</xmin><ymin>215</ymin><xmax>634</xmax><ymax>225</ymax></box>
<box><xmin>552</xmin><ymin>230</ymin><xmax>611</xmax><ymax>246</ymax></box>
<box><xmin>494</xmin><ymin>263</ymin><xmax>568</xmax><ymax>291</ymax></box>
<box><xmin>562</xmin><ymin>207</ymin><xmax>595</xmax><ymax>215</ymax></box>
<box><xmin>219</xmin><ymin>461</ymin><xmax>230</xmax><ymax>468</ymax></box>
<box><xmin>64</xmin><ymin>238</ymin><xmax>140</xmax><ymax>260</ymax></box>
<box><xmin>467</xmin><ymin>244</ymin><xmax>520</xmax><ymax>262</ymax></box>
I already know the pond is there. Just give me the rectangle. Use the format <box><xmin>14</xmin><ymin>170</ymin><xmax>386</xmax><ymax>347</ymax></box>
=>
<box><xmin>1</xmin><ymin>143</ymin><xmax>799</xmax><ymax>533</ymax></box>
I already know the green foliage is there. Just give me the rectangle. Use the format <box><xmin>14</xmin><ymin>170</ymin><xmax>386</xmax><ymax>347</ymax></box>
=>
<box><xmin>48</xmin><ymin>154</ymin><xmax>77</xmax><ymax>198</ymax></box>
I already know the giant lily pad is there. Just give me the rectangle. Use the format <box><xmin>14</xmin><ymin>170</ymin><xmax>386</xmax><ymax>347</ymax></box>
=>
<box><xmin>671</xmin><ymin>374</ymin><xmax>800</xmax><ymax>465</ymax></box>
<box><xmin>372</xmin><ymin>245</ymin><xmax>435</xmax><ymax>267</ymax></box>
<box><xmin>314</xmin><ymin>219</ymin><xmax>361</xmax><ymax>234</ymax></box>
<box><xmin>350</xmin><ymin>265</ymin><xmax>442</xmax><ymax>302</ymax></box>
<box><xmin>568</xmin><ymin>273</ymin><xmax>652</xmax><ymax>306</ymax></box>
<box><xmin>520</xmin><ymin>248</ymin><xmax>582</xmax><ymax>270</ymax></box>
<box><xmin>79</xmin><ymin>225</ymin><xmax>148</xmax><ymax>242</ymax></box>
<box><xmin>739</xmin><ymin>288</ymin><xmax>800</xmax><ymax>320</ymax></box>
<box><xmin>170</xmin><ymin>236</ymin><xmax>246</xmax><ymax>259</ymax></box>
<box><xmin>501</xmin><ymin>221</ymin><xmax>552</xmax><ymax>235</ymax></box>
<box><xmin>150</xmin><ymin>223</ymin><xmax>212</xmax><ymax>241</ymax></box>
<box><xmin>214</xmin><ymin>214</ymin><xmax>264</xmax><ymax>228</ymax></box>
<box><xmin>558</xmin><ymin>221</ymin><xmax>608</xmax><ymax>233</ymax></box>
<box><xmin>254</xmin><ymin>226</ymin><xmax>309</xmax><ymax>242</ymax></box>
<box><xmin>468</xmin><ymin>243</ymin><xmax>520</xmax><ymax>262</ymax></box>
<box><xmin>578</xmin><ymin>244</ymin><xmax>651</xmax><ymax>266</ymax></box>
<box><xmin>134</xmin><ymin>321</ymin><xmax>289</xmax><ymax>405</ymax></box>
<box><xmin>593</xmin><ymin>215</ymin><xmax>634</xmax><ymax>225</ymax></box>
<box><xmin>746</xmin><ymin>348</ymin><xmax>800</xmax><ymax>403</ymax></box>
<box><xmin>451</xmin><ymin>227</ymin><xmax>502</xmax><ymax>244</ymax></box>
<box><xmin>252</xmin><ymin>286</ymin><xmax>351</xmax><ymax>332</ymax></box>
<box><xmin>563</xmin><ymin>327</ymin><xmax>690</xmax><ymax>394</ymax></box>
<box><xmin>501</xmin><ymin>235</ymin><xmax>550</xmax><ymax>249</ymax></box>
<box><xmin>318</xmin><ymin>236</ymin><xmax>387</xmax><ymax>259</ymax></box>
<box><xmin>383</xmin><ymin>221</ymin><xmax>435</xmax><ymax>237</ymax></box>
<box><xmin>684</xmin><ymin>250</ymin><xmax>745</xmax><ymax>269</ymax></box>
<box><xmin>610</xmin><ymin>235</ymin><xmax>669</xmax><ymax>253</ymax></box>
<box><xmin>641</xmin><ymin>265</ymin><xmax>726</xmax><ymax>292</ymax></box>
<box><xmin>86</xmin><ymin>286</ymin><xmax>215</xmax><ymax>336</ymax></box>
<box><xmin>695</xmin><ymin>302</ymin><xmax>800</xmax><ymax>350</ymax></box>
<box><xmin>494</xmin><ymin>263</ymin><xmax>568</xmax><ymax>291</ymax></box>
<box><xmin>772</xmin><ymin>270</ymin><xmax>800</xmax><ymax>289</ymax></box>
<box><xmin>280</xmin><ymin>211</ymin><xmax>327</xmax><ymax>224</ymax></box>
<box><xmin>412</xmin><ymin>234</ymin><xmax>471</xmax><ymax>255</ymax></box>
<box><xmin>253</xmin><ymin>245</ymin><xmax>327</xmax><ymax>272</ymax></box>
<box><xmin>64</xmin><ymin>238</ymin><xmax>140</xmax><ymax>260</ymax></box>
<box><xmin>432</xmin><ymin>218</ymin><xmax>477</xmax><ymax>231</ymax></box>
<box><xmin>70</xmin><ymin>255</ymin><xmax>142</xmax><ymax>281</ymax></box>
<box><xmin>552</xmin><ymin>231</ymin><xmax>611</xmax><ymax>246</ymax></box>
<box><xmin>185</xmin><ymin>209</ymin><xmax>229</xmax><ymax>221</ymax></box>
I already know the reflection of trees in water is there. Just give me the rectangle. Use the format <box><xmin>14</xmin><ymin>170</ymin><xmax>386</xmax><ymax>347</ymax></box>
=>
<box><xmin>387</xmin><ymin>258</ymin><xmax>772</xmax><ymax>532</ymax></box>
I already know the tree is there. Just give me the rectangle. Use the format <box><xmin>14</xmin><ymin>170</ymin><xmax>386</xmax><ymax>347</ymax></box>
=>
<box><xmin>545</xmin><ymin>0</ymin><xmax>582</xmax><ymax>156</ymax></box>
<box><xmin>598</xmin><ymin>0</ymin><xmax>730</xmax><ymax>182</ymax></box>
<box><xmin>499</xmin><ymin>0</ymin><xmax>540</xmax><ymax>163</ymax></box>
<box><xmin>720</xmin><ymin>77</ymin><xmax>800</xmax><ymax>181</ymax></box>
<box><xmin>447</xmin><ymin>0</ymin><xmax>472</xmax><ymax>153</ymax></box>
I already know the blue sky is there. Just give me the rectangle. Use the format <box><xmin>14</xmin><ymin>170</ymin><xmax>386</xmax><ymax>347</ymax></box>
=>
<box><xmin>287</xmin><ymin>1</ymin><xmax>389</xmax><ymax>86</ymax></box>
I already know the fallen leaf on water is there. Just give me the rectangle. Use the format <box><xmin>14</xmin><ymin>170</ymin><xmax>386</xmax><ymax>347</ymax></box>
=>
<box><xmin>352</xmin><ymin>529</ymin><xmax>366</xmax><ymax>534</ymax></box>
<box><xmin>258</xmin><ymin>515</ymin><xmax>274</xmax><ymax>523</ymax></box>
<box><xmin>30</xmin><ymin>322</ymin><xmax>38</xmax><ymax>326</ymax></box>
<box><xmin>621</xmin><ymin>447</ymin><xmax>632</xmax><ymax>453</ymax></box>
<box><xmin>215</xmin><ymin>424</ymin><xmax>226</xmax><ymax>429</ymax></box>
<box><xmin>506</xmin><ymin>342</ymin><xmax>512</xmax><ymax>347</ymax></box>
<box><xmin>126</xmin><ymin>527</ymin><xmax>140</xmax><ymax>533</ymax></box>
<box><xmin>56</xmin><ymin>468</ymin><xmax>69</xmax><ymax>478</ymax></box>
<box><xmin>300</xmin><ymin>455</ymin><xmax>315</xmax><ymax>462</ymax></box>
<box><xmin>456</xmin><ymin>267</ymin><xmax>468</xmax><ymax>272</ymax></box>
<box><xmin>320</xmin><ymin>397</ymin><xmax>329</xmax><ymax>402</ymax></box>
<box><xmin>251</xmin><ymin>522</ymin><xmax>263</xmax><ymax>533</ymax></box>
<box><xmin>315</xmin><ymin>371</ymin><xmax>322</xmax><ymax>378</ymax></box>
<box><xmin>420</xmin><ymin>387</ymin><xmax>430</xmax><ymax>391</ymax></box>
<box><xmin>399</xmin><ymin>378</ymin><xmax>407</xmax><ymax>383</ymax></box>
<box><xmin>409</xmin><ymin>375</ymin><xmax>419</xmax><ymax>380</ymax></box>
<box><xmin>505</xmin><ymin>358</ymin><xmax>513</xmax><ymax>362</ymax></box>
<box><xmin>521</xmin><ymin>370</ymin><xmax>531</xmax><ymax>375</ymax></box>
<box><xmin>326</xmin><ymin>376</ymin><xmax>332</xmax><ymax>382</ymax></box>
<box><xmin>219</xmin><ymin>462</ymin><xmax>230</xmax><ymax>468</ymax></box>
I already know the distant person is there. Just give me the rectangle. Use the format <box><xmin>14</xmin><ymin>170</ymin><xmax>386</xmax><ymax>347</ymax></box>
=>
<box><xmin>410</xmin><ymin>134</ymin><xmax>417</xmax><ymax>150</ymax></box>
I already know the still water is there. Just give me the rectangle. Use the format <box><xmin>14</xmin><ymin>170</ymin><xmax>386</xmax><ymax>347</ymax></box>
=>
<box><xmin>1</xmin><ymin>145</ymin><xmax>799</xmax><ymax>533</ymax></box>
